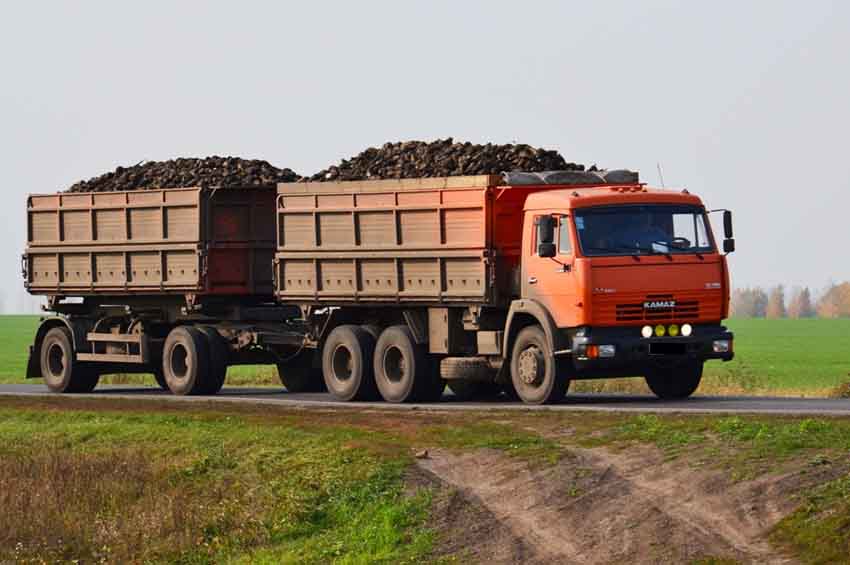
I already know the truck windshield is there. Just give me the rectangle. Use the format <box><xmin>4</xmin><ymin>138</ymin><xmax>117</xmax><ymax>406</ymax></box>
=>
<box><xmin>573</xmin><ymin>205</ymin><xmax>714</xmax><ymax>256</ymax></box>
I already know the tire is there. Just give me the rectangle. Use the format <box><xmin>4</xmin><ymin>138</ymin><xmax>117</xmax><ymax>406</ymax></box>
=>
<box><xmin>439</xmin><ymin>357</ymin><xmax>492</xmax><ymax>381</ymax></box>
<box><xmin>510</xmin><ymin>326</ymin><xmax>568</xmax><ymax>405</ymax></box>
<box><xmin>40</xmin><ymin>327</ymin><xmax>99</xmax><ymax>393</ymax></box>
<box><xmin>373</xmin><ymin>325</ymin><xmax>434</xmax><ymax>403</ymax></box>
<box><xmin>196</xmin><ymin>325</ymin><xmax>228</xmax><ymax>395</ymax></box>
<box><xmin>360</xmin><ymin>324</ymin><xmax>382</xmax><ymax>342</ymax></box>
<box><xmin>277</xmin><ymin>351</ymin><xmax>325</xmax><ymax>393</ymax></box>
<box><xmin>447</xmin><ymin>380</ymin><xmax>501</xmax><ymax>401</ymax></box>
<box><xmin>322</xmin><ymin>325</ymin><xmax>378</xmax><ymax>401</ymax></box>
<box><xmin>645</xmin><ymin>361</ymin><xmax>703</xmax><ymax>400</ymax></box>
<box><xmin>152</xmin><ymin>368</ymin><xmax>168</xmax><ymax>390</ymax></box>
<box><xmin>162</xmin><ymin>326</ymin><xmax>210</xmax><ymax>396</ymax></box>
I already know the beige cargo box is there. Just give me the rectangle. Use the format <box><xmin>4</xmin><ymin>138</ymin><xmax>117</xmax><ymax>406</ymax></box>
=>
<box><xmin>25</xmin><ymin>186</ymin><xmax>277</xmax><ymax>297</ymax></box>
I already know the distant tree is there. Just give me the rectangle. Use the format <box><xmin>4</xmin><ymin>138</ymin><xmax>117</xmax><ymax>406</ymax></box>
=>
<box><xmin>817</xmin><ymin>282</ymin><xmax>850</xmax><ymax>318</ymax></box>
<box><xmin>731</xmin><ymin>287</ymin><xmax>769</xmax><ymax>318</ymax></box>
<box><xmin>787</xmin><ymin>287</ymin><xmax>816</xmax><ymax>319</ymax></box>
<box><xmin>766</xmin><ymin>285</ymin><xmax>786</xmax><ymax>319</ymax></box>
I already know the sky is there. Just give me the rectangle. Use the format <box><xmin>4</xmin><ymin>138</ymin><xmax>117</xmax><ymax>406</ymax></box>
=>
<box><xmin>1</xmin><ymin>1</ymin><xmax>848</xmax><ymax>312</ymax></box>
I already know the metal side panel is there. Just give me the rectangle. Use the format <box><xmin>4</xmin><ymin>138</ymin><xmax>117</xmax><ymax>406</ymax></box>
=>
<box><xmin>275</xmin><ymin>180</ymin><xmax>493</xmax><ymax>304</ymax></box>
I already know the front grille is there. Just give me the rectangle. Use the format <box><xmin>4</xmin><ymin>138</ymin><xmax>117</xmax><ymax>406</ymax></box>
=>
<box><xmin>615</xmin><ymin>294</ymin><xmax>700</xmax><ymax>322</ymax></box>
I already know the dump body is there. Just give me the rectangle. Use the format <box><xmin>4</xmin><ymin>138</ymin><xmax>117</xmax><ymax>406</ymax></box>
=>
<box><xmin>25</xmin><ymin>186</ymin><xmax>277</xmax><ymax>298</ymax></box>
<box><xmin>274</xmin><ymin>174</ymin><xmax>549</xmax><ymax>306</ymax></box>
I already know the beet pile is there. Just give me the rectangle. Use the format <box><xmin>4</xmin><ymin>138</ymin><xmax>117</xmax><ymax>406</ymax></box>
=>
<box><xmin>66</xmin><ymin>156</ymin><xmax>301</xmax><ymax>192</ymax></box>
<box><xmin>65</xmin><ymin>140</ymin><xmax>593</xmax><ymax>192</ymax></box>
<box><xmin>310</xmin><ymin>138</ymin><xmax>586</xmax><ymax>181</ymax></box>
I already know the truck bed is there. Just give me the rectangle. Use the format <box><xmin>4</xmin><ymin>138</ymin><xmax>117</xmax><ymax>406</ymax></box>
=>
<box><xmin>24</xmin><ymin>186</ymin><xmax>277</xmax><ymax>297</ymax></box>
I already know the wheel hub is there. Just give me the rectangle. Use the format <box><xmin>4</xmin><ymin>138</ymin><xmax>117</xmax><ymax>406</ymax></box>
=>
<box><xmin>517</xmin><ymin>346</ymin><xmax>544</xmax><ymax>385</ymax></box>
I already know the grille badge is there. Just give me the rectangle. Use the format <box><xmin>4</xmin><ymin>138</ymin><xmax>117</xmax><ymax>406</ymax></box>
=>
<box><xmin>644</xmin><ymin>300</ymin><xmax>676</xmax><ymax>309</ymax></box>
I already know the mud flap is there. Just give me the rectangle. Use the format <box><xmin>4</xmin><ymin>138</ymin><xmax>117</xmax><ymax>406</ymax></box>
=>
<box><xmin>26</xmin><ymin>345</ymin><xmax>41</xmax><ymax>379</ymax></box>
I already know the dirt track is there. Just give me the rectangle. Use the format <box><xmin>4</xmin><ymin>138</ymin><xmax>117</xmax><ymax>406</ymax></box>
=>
<box><xmin>416</xmin><ymin>446</ymin><xmax>843</xmax><ymax>564</ymax></box>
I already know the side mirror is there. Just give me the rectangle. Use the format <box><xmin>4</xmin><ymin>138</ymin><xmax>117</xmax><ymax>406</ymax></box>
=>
<box><xmin>723</xmin><ymin>210</ymin><xmax>733</xmax><ymax>239</ymax></box>
<box><xmin>538</xmin><ymin>242</ymin><xmax>556</xmax><ymax>258</ymax></box>
<box><xmin>536</xmin><ymin>216</ymin><xmax>556</xmax><ymax>257</ymax></box>
<box><xmin>723</xmin><ymin>238</ymin><xmax>735</xmax><ymax>254</ymax></box>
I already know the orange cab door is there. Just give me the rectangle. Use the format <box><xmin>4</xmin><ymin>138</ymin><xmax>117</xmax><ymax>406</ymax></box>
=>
<box><xmin>521</xmin><ymin>212</ymin><xmax>580</xmax><ymax>328</ymax></box>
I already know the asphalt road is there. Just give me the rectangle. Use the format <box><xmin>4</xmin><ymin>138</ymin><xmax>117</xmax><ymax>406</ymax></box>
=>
<box><xmin>1</xmin><ymin>383</ymin><xmax>849</xmax><ymax>415</ymax></box>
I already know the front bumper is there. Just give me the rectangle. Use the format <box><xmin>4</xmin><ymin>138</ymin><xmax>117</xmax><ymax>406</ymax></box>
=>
<box><xmin>568</xmin><ymin>324</ymin><xmax>734</xmax><ymax>375</ymax></box>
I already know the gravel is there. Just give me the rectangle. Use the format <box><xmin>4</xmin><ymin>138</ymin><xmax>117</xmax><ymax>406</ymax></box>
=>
<box><xmin>309</xmin><ymin>138</ymin><xmax>589</xmax><ymax>181</ymax></box>
<box><xmin>66</xmin><ymin>156</ymin><xmax>301</xmax><ymax>192</ymax></box>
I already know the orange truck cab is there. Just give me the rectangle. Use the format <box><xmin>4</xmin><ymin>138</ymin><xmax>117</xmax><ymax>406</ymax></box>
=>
<box><xmin>508</xmin><ymin>175</ymin><xmax>735</xmax><ymax>402</ymax></box>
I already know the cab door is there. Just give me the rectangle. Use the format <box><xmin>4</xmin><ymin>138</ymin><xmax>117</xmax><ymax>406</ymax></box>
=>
<box><xmin>521</xmin><ymin>212</ymin><xmax>580</xmax><ymax>327</ymax></box>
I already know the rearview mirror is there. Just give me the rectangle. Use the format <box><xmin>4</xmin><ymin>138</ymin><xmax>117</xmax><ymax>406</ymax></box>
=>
<box><xmin>536</xmin><ymin>216</ymin><xmax>556</xmax><ymax>257</ymax></box>
<box><xmin>538</xmin><ymin>242</ymin><xmax>556</xmax><ymax>258</ymax></box>
<box><xmin>723</xmin><ymin>210</ymin><xmax>733</xmax><ymax>239</ymax></box>
<box><xmin>723</xmin><ymin>238</ymin><xmax>735</xmax><ymax>254</ymax></box>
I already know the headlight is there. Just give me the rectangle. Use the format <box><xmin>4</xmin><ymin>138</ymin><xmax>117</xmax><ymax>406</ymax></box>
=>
<box><xmin>713</xmin><ymin>339</ymin><xmax>731</xmax><ymax>353</ymax></box>
<box><xmin>681</xmin><ymin>323</ymin><xmax>693</xmax><ymax>337</ymax></box>
<box><xmin>598</xmin><ymin>345</ymin><xmax>616</xmax><ymax>358</ymax></box>
<box><xmin>641</xmin><ymin>325</ymin><xmax>653</xmax><ymax>338</ymax></box>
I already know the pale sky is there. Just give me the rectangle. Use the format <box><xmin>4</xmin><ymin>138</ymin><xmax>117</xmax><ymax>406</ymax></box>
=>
<box><xmin>2</xmin><ymin>1</ymin><xmax>848</xmax><ymax>312</ymax></box>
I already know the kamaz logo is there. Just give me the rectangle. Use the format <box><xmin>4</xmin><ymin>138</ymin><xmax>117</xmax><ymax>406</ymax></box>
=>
<box><xmin>644</xmin><ymin>300</ymin><xmax>676</xmax><ymax>309</ymax></box>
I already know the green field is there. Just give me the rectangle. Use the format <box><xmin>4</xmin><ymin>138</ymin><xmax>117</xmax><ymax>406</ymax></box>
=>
<box><xmin>2</xmin><ymin>316</ymin><xmax>849</xmax><ymax>395</ymax></box>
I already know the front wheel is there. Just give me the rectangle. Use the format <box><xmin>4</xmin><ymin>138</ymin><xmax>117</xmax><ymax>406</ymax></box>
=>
<box><xmin>510</xmin><ymin>326</ymin><xmax>568</xmax><ymax>405</ymax></box>
<box><xmin>645</xmin><ymin>362</ymin><xmax>703</xmax><ymax>400</ymax></box>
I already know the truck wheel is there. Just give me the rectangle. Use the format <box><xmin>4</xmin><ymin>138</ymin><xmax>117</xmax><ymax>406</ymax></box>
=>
<box><xmin>277</xmin><ymin>352</ymin><xmax>325</xmax><ymax>393</ymax></box>
<box><xmin>162</xmin><ymin>326</ymin><xmax>209</xmax><ymax>396</ymax></box>
<box><xmin>447</xmin><ymin>380</ymin><xmax>500</xmax><ymax>401</ymax></box>
<box><xmin>645</xmin><ymin>362</ymin><xmax>703</xmax><ymax>400</ymax></box>
<box><xmin>40</xmin><ymin>327</ymin><xmax>99</xmax><ymax>393</ymax></box>
<box><xmin>373</xmin><ymin>325</ymin><xmax>433</xmax><ymax>403</ymax></box>
<box><xmin>322</xmin><ymin>325</ymin><xmax>378</xmax><ymax>401</ymax></box>
<box><xmin>510</xmin><ymin>326</ymin><xmax>568</xmax><ymax>405</ymax></box>
<box><xmin>196</xmin><ymin>326</ymin><xmax>228</xmax><ymax>395</ymax></box>
<box><xmin>152</xmin><ymin>368</ymin><xmax>168</xmax><ymax>390</ymax></box>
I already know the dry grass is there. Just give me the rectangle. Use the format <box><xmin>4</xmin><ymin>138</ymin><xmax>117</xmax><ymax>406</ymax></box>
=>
<box><xmin>0</xmin><ymin>446</ymin><xmax>267</xmax><ymax>563</ymax></box>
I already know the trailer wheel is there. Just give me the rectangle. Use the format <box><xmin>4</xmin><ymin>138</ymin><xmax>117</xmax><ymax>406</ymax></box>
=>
<box><xmin>162</xmin><ymin>326</ymin><xmax>210</xmax><ymax>396</ymax></box>
<box><xmin>510</xmin><ymin>326</ymin><xmax>568</xmax><ymax>405</ymax></box>
<box><xmin>645</xmin><ymin>362</ymin><xmax>703</xmax><ymax>400</ymax></box>
<box><xmin>40</xmin><ymin>327</ymin><xmax>99</xmax><ymax>393</ymax></box>
<box><xmin>196</xmin><ymin>326</ymin><xmax>228</xmax><ymax>395</ymax></box>
<box><xmin>447</xmin><ymin>380</ymin><xmax>500</xmax><ymax>401</ymax></box>
<box><xmin>373</xmin><ymin>325</ymin><xmax>434</xmax><ymax>403</ymax></box>
<box><xmin>322</xmin><ymin>325</ymin><xmax>378</xmax><ymax>401</ymax></box>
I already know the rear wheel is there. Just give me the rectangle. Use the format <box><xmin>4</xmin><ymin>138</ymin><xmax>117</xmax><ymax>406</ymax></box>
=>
<box><xmin>152</xmin><ymin>368</ymin><xmax>167</xmax><ymax>390</ymax></box>
<box><xmin>447</xmin><ymin>380</ymin><xmax>500</xmax><ymax>401</ymax></box>
<box><xmin>322</xmin><ymin>325</ymin><xmax>378</xmax><ymax>401</ymax></box>
<box><xmin>162</xmin><ymin>326</ymin><xmax>209</xmax><ymax>395</ymax></box>
<box><xmin>40</xmin><ymin>327</ymin><xmax>99</xmax><ymax>393</ymax></box>
<box><xmin>645</xmin><ymin>362</ymin><xmax>703</xmax><ymax>400</ymax></box>
<box><xmin>510</xmin><ymin>326</ymin><xmax>568</xmax><ymax>405</ymax></box>
<box><xmin>277</xmin><ymin>350</ymin><xmax>325</xmax><ymax>393</ymax></box>
<box><xmin>196</xmin><ymin>325</ymin><xmax>228</xmax><ymax>395</ymax></box>
<box><xmin>373</xmin><ymin>325</ymin><xmax>435</xmax><ymax>403</ymax></box>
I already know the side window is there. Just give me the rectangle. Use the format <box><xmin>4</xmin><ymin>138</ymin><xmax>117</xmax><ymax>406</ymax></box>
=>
<box><xmin>558</xmin><ymin>216</ymin><xmax>572</xmax><ymax>255</ymax></box>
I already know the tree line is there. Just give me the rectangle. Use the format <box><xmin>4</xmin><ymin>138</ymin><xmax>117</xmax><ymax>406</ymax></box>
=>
<box><xmin>730</xmin><ymin>282</ymin><xmax>850</xmax><ymax>319</ymax></box>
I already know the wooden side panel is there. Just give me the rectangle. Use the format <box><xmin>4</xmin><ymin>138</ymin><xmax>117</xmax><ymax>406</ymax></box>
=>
<box><xmin>276</xmin><ymin>180</ymin><xmax>494</xmax><ymax>303</ymax></box>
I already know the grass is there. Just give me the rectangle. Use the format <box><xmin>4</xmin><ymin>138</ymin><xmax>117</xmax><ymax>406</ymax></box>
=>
<box><xmin>2</xmin><ymin>316</ymin><xmax>849</xmax><ymax>396</ymax></box>
<box><xmin>0</xmin><ymin>397</ymin><xmax>848</xmax><ymax>562</ymax></box>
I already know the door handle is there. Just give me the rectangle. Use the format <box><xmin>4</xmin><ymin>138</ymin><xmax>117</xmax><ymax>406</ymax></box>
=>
<box><xmin>528</xmin><ymin>276</ymin><xmax>538</xmax><ymax>284</ymax></box>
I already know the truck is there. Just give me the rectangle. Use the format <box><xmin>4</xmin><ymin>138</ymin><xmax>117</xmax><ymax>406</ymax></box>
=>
<box><xmin>23</xmin><ymin>169</ymin><xmax>735</xmax><ymax>404</ymax></box>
